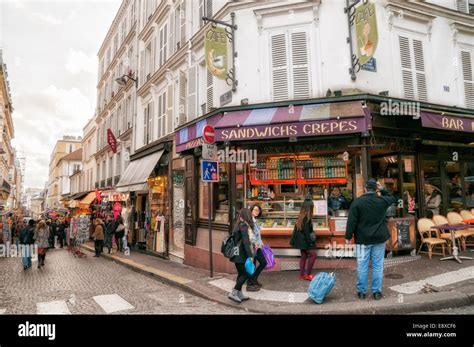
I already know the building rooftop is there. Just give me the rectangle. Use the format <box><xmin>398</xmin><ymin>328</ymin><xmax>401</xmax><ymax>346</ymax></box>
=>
<box><xmin>59</xmin><ymin>148</ymin><xmax>82</xmax><ymax>162</ymax></box>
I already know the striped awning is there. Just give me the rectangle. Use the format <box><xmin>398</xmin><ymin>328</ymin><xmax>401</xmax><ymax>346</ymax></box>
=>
<box><xmin>176</xmin><ymin>101</ymin><xmax>370</xmax><ymax>152</ymax></box>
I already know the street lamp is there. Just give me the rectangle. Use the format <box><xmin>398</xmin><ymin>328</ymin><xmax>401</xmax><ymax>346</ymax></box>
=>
<box><xmin>115</xmin><ymin>74</ymin><xmax>138</xmax><ymax>88</ymax></box>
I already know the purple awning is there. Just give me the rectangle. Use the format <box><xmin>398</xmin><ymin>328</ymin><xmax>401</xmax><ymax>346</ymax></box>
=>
<box><xmin>421</xmin><ymin>111</ymin><xmax>474</xmax><ymax>133</ymax></box>
<box><xmin>176</xmin><ymin>101</ymin><xmax>370</xmax><ymax>152</ymax></box>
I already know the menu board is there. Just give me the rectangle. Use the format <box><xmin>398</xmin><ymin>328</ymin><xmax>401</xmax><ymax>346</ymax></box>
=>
<box><xmin>397</xmin><ymin>220</ymin><xmax>411</xmax><ymax>249</ymax></box>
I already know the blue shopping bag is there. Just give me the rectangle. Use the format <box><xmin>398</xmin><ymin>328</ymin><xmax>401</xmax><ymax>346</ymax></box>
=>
<box><xmin>245</xmin><ymin>257</ymin><xmax>255</xmax><ymax>275</ymax></box>
<box><xmin>307</xmin><ymin>272</ymin><xmax>336</xmax><ymax>304</ymax></box>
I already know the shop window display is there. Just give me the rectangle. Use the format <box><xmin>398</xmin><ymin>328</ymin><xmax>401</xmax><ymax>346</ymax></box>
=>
<box><xmin>198</xmin><ymin>162</ymin><xmax>230</xmax><ymax>224</ymax></box>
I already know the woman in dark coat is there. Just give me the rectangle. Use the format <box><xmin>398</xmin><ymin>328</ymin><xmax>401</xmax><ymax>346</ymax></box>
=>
<box><xmin>114</xmin><ymin>215</ymin><xmax>125</xmax><ymax>252</ymax></box>
<box><xmin>104</xmin><ymin>215</ymin><xmax>114</xmax><ymax>254</ymax></box>
<box><xmin>228</xmin><ymin>208</ymin><xmax>254</xmax><ymax>304</ymax></box>
<box><xmin>290</xmin><ymin>198</ymin><xmax>316</xmax><ymax>281</ymax></box>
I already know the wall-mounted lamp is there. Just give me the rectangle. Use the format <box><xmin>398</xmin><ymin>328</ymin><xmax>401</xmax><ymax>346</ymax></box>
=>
<box><xmin>115</xmin><ymin>74</ymin><xmax>138</xmax><ymax>88</ymax></box>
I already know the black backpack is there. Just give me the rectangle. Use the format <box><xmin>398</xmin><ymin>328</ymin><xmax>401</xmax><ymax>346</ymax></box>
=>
<box><xmin>221</xmin><ymin>228</ymin><xmax>242</xmax><ymax>259</ymax></box>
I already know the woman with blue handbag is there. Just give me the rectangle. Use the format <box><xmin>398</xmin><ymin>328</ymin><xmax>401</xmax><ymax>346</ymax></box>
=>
<box><xmin>228</xmin><ymin>208</ymin><xmax>255</xmax><ymax>304</ymax></box>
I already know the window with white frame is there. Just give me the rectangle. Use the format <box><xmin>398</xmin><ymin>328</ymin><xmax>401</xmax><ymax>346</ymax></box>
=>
<box><xmin>199</xmin><ymin>0</ymin><xmax>213</xmax><ymax>27</ymax></box>
<box><xmin>159</xmin><ymin>23</ymin><xmax>168</xmax><ymax>67</ymax></box>
<box><xmin>157</xmin><ymin>91</ymin><xmax>167</xmax><ymax>139</ymax></box>
<box><xmin>269</xmin><ymin>28</ymin><xmax>311</xmax><ymax>102</ymax></box>
<box><xmin>174</xmin><ymin>1</ymin><xmax>186</xmax><ymax>51</ymax></box>
<box><xmin>116</xmin><ymin>152</ymin><xmax>121</xmax><ymax>177</ymax></box>
<box><xmin>108</xmin><ymin>156</ymin><xmax>113</xmax><ymax>179</ymax></box>
<box><xmin>456</xmin><ymin>0</ymin><xmax>469</xmax><ymax>13</ymax></box>
<box><xmin>102</xmin><ymin>160</ymin><xmax>106</xmax><ymax>182</ymax></box>
<box><xmin>178</xmin><ymin>70</ymin><xmax>187</xmax><ymax>126</ymax></box>
<box><xmin>144</xmin><ymin>101</ymin><xmax>153</xmax><ymax>145</ymax></box>
<box><xmin>187</xmin><ymin>65</ymin><xmax>198</xmax><ymax>121</ymax></box>
<box><xmin>460</xmin><ymin>49</ymin><xmax>474</xmax><ymax>108</ymax></box>
<box><xmin>145</xmin><ymin>41</ymin><xmax>153</xmax><ymax>80</ymax></box>
<box><xmin>398</xmin><ymin>35</ymin><xmax>428</xmax><ymax>101</ymax></box>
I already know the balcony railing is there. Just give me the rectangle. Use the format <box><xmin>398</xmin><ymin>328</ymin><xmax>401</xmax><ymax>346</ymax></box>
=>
<box><xmin>106</xmin><ymin>178</ymin><xmax>113</xmax><ymax>187</ymax></box>
<box><xmin>100</xmin><ymin>180</ymin><xmax>105</xmax><ymax>188</ymax></box>
<box><xmin>114</xmin><ymin>175</ymin><xmax>121</xmax><ymax>185</ymax></box>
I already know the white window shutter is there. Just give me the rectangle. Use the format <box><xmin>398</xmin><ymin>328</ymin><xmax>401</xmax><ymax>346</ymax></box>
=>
<box><xmin>143</xmin><ymin>105</ymin><xmax>148</xmax><ymax>145</ymax></box>
<box><xmin>271</xmin><ymin>33</ymin><xmax>289</xmax><ymax>101</ymax></box>
<box><xmin>167</xmin><ymin>85</ymin><xmax>173</xmax><ymax>134</ymax></box>
<box><xmin>157</xmin><ymin>95</ymin><xmax>162</xmax><ymax>139</ymax></box>
<box><xmin>291</xmin><ymin>30</ymin><xmax>310</xmax><ymax>100</ymax></box>
<box><xmin>399</xmin><ymin>36</ymin><xmax>415</xmax><ymax>100</ymax></box>
<box><xmin>180</xmin><ymin>0</ymin><xmax>186</xmax><ymax>46</ymax></box>
<box><xmin>206</xmin><ymin>0</ymin><xmax>213</xmax><ymax>18</ymax></box>
<box><xmin>188</xmin><ymin>65</ymin><xmax>197</xmax><ymax>120</ymax></box>
<box><xmin>150</xmin><ymin>101</ymin><xmax>154</xmax><ymax>143</ymax></box>
<box><xmin>456</xmin><ymin>0</ymin><xmax>468</xmax><ymax>13</ymax></box>
<box><xmin>170</xmin><ymin>11</ymin><xmax>175</xmax><ymax>55</ymax></box>
<box><xmin>199</xmin><ymin>0</ymin><xmax>205</xmax><ymax>27</ymax></box>
<box><xmin>139</xmin><ymin>49</ymin><xmax>145</xmax><ymax>87</ymax></box>
<box><xmin>179</xmin><ymin>70</ymin><xmax>187</xmax><ymax>125</ymax></box>
<box><xmin>461</xmin><ymin>50</ymin><xmax>474</xmax><ymax>109</ymax></box>
<box><xmin>164</xmin><ymin>23</ymin><xmax>168</xmax><ymax>63</ymax></box>
<box><xmin>413</xmin><ymin>39</ymin><xmax>427</xmax><ymax>102</ymax></box>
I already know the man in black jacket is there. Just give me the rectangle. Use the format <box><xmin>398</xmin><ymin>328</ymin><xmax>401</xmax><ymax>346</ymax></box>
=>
<box><xmin>345</xmin><ymin>178</ymin><xmax>397</xmax><ymax>300</ymax></box>
<box><xmin>19</xmin><ymin>219</ymin><xmax>36</xmax><ymax>270</ymax></box>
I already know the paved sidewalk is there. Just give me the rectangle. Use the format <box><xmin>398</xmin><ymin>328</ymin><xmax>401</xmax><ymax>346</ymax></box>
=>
<box><xmin>81</xmin><ymin>242</ymin><xmax>474</xmax><ymax>314</ymax></box>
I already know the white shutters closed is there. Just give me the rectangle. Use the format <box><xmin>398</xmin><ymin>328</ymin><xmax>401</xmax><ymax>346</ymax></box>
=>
<box><xmin>461</xmin><ymin>50</ymin><xmax>474</xmax><ymax>109</ymax></box>
<box><xmin>180</xmin><ymin>0</ymin><xmax>186</xmax><ymax>46</ymax></box>
<box><xmin>291</xmin><ymin>31</ymin><xmax>310</xmax><ymax>100</ymax></box>
<box><xmin>270</xmin><ymin>28</ymin><xmax>311</xmax><ymax>102</ymax></box>
<box><xmin>170</xmin><ymin>11</ymin><xmax>175</xmax><ymax>55</ymax></box>
<box><xmin>157</xmin><ymin>92</ymin><xmax>166</xmax><ymax>139</ymax></box>
<box><xmin>271</xmin><ymin>33</ymin><xmax>289</xmax><ymax>101</ymax></box>
<box><xmin>187</xmin><ymin>65</ymin><xmax>198</xmax><ymax>120</ymax></box>
<box><xmin>398</xmin><ymin>36</ymin><xmax>427</xmax><ymax>101</ymax></box>
<box><xmin>178</xmin><ymin>70</ymin><xmax>187</xmax><ymax>126</ymax></box>
<box><xmin>139</xmin><ymin>49</ymin><xmax>145</xmax><ymax>87</ymax></box>
<box><xmin>167</xmin><ymin>85</ymin><xmax>174</xmax><ymax>134</ymax></box>
<box><xmin>456</xmin><ymin>0</ymin><xmax>468</xmax><ymax>13</ymax></box>
<box><xmin>148</xmin><ymin>101</ymin><xmax>154</xmax><ymax>144</ymax></box>
<box><xmin>159</xmin><ymin>24</ymin><xmax>168</xmax><ymax>67</ymax></box>
<box><xmin>206</xmin><ymin>70</ymin><xmax>213</xmax><ymax>113</ymax></box>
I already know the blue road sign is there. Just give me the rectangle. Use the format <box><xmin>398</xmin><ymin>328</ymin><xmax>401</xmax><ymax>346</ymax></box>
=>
<box><xmin>201</xmin><ymin>160</ymin><xmax>219</xmax><ymax>182</ymax></box>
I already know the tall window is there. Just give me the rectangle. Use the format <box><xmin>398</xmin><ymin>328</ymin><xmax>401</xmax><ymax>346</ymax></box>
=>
<box><xmin>270</xmin><ymin>28</ymin><xmax>311</xmax><ymax>101</ymax></box>
<box><xmin>398</xmin><ymin>35</ymin><xmax>427</xmax><ymax>101</ymax></box>
<box><xmin>144</xmin><ymin>102</ymin><xmax>153</xmax><ymax>145</ymax></box>
<box><xmin>159</xmin><ymin>23</ymin><xmax>168</xmax><ymax>66</ymax></box>
<box><xmin>199</xmin><ymin>0</ymin><xmax>212</xmax><ymax>27</ymax></box>
<box><xmin>157</xmin><ymin>91</ymin><xmax>167</xmax><ymax>139</ymax></box>
<box><xmin>116</xmin><ymin>152</ymin><xmax>122</xmax><ymax>177</ymax></box>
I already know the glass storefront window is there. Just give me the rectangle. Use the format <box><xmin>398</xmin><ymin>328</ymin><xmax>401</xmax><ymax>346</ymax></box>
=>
<box><xmin>402</xmin><ymin>156</ymin><xmax>417</xmax><ymax>216</ymax></box>
<box><xmin>466</xmin><ymin>163</ymin><xmax>474</xmax><ymax>209</ymax></box>
<box><xmin>446</xmin><ymin>161</ymin><xmax>462</xmax><ymax>212</ymax></box>
<box><xmin>198</xmin><ymin>162</ymin><xmax>230</xmax><ymax>223</ymax></box>
<box><xmin>371</xmin><ymin>155</ymin><xmax>400</xmax><ymax>217</ymax></box>
<box><xmin>422</xmin><ymin>159</ymin><xmax>443</xmax><ymax>217</ymax></box>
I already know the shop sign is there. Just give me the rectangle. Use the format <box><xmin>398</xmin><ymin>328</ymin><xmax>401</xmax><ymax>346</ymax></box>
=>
<box><xmin>355</xmin><ymin>1</ymin><xmax>378</xmax><ymax>66</ymax></box>
<box><xmin>205</xmin><ymin>26</ymin><xmax>228</xmax><ymax>80</ymax></box>
<box><xmin>421</xmin><ymin>112</ymin><xmax>474</xmax><ymax>133</ymax></box>
<box><xmin>220</xmin><ymin>90</ymin><xmax>232</xmax><ymax>106</ymax></box>
<box><xmin>107</xmin><ymin>129</ymin><xmax>118</xmax><ymax>153</ymax></box>
<box><xmin>217</xmin><ymin>118</ymin><xmax>366</xmax><ymax>141</ymax></box>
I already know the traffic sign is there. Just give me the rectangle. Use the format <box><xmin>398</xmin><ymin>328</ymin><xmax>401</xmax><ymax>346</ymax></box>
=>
<box><xmin>202</xmin><ymin>125</ymin><xmax>215</xmax><ymax>144</ymax></box>
<box><xmin>201</xmin><ymin>160</ymin><xmax>219</xmax><ymax>182</ymax></box>
<box><xmin>202</xmin><ymin>143</ymin><xmax>217</xmax><ymax>160</ymax></box>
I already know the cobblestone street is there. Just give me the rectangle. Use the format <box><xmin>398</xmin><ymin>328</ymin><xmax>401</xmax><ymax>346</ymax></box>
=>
<box><xmin>0</xmin><ymin>248</ymin><xmax>241</xmax><ymax>314</ymax></box>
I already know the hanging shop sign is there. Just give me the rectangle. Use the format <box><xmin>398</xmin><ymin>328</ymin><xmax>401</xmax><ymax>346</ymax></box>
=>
<box><xmin>205</xmin><ymin>26</ymin><xmax>228</xmax><ymax>80</ymax></box>
<box><xmin>355</xmin><ymin>1</ymin><xmax>378</xmax><ymax>66</ymax></box>
<box><xmin>107</xmin><ymin>128</ymin><xmax>118</xmax><ymax>153</ymax></box>
<box><xmin>421</xmin><ymin>112</ymin><xmax>474</xmax><ymax>133</ymax></box>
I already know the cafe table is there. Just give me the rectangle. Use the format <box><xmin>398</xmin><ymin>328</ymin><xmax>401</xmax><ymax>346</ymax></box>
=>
<box><xmin>463</xmin><ymin>219</ymin><xmax>474</xmax><ymax>252</ymax></box>
<box><xmin>431</xmin><ymin>224</ymin><xmax>473</xmax><ymax>264</ymax></box>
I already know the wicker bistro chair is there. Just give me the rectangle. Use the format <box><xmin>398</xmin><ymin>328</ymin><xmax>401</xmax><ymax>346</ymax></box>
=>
<box><xmin>447</xmin><ymin>212</ymin><xmax>474</xmax><ymax>249</ymax></box>
<box><xmin>460</xmin><ymin>210</ymin><xmax>474</xmax><ymax>220</ymax></box>
<box><xmin>472</xmin><ymin>208</ymin><xmax>474</xmax><ymax>215</ymax></box>
<box><xmin>432</xmin><ymin>215</ymin><xmax>464</xmax><ymax>251</ymax></box>
<box><xmin>417</xmin><ymin>218</ymin><xmax>447</xmax><ymax>259</ymax></box>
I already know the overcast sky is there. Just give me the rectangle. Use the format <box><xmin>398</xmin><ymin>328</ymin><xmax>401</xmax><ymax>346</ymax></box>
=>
<box><xmin>0</xmin><ymin>0</ymin><xmax>121</xmax><ymax>189</ymax></box>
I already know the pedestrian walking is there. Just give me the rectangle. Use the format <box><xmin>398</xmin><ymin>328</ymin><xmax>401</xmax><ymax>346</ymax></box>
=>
<box><xmin>47</xmin><ymin>219</ymin><xmax>57</xmax><ymax>249</ymax></box>
<box><xmin>228</xmin><ymin>208</ymin><xmax>254</xmax><ymax>304</ymax></box>
<box><xmin>290</xmin><ymin>198</ymin><xmax>317</xmax><ymax>281</ymax></box>
<box><xmin>34</xmin><ymin>220</ymin><xmax>50</xmax><ymax>268</ymax></box>
<box><xmin>246</xmin><ymin>204</ymin><xmax>266</xmax><ymax>292</ymax></box>
<box><xmin>92</xmin><ymin>219</ymin><xmax>105</xmax><ymax>257</ymax></box>
<box><xmin>104</xmin><ymin>215</ymin><xmax>114</xmax><ymax>254</ymax></box>
<box><xmin>345</xmin><ymin>178</ymin><xmax>397</xmax><ymax>300</ymax></box>
<box><xmin>57</xmin><ymin>218</ymin><xmax>67</xmax><ymax>248</ymax></box>
<box><xmin>114</xmin><ymin>215</ymin><xmax>125</xmax><ymax>253</ymax></box>
<box><xmin>19</xmin><ymin>219</ymin><xmax>35</xmax><ymax>270</ymax></box>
